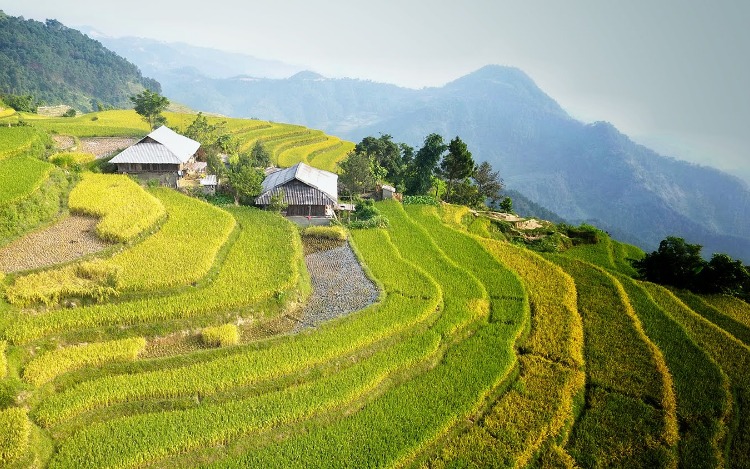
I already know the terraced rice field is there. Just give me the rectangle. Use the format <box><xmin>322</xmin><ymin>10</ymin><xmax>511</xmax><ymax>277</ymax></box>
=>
<box><xmin>0</xmin><ymin>115</ymin><xmax>748</xmax><ymax>468</ymax></box>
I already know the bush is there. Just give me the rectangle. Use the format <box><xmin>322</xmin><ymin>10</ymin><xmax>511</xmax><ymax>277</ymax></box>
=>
<box><xmin>349</xmin><ymin>215</ymin><xmax>389</xmax><ymax>229</ymax></box>
<box><xmin>201</xmin><ymin>324</ymin><xmax>240</xmax><ymax>347</ymax></box>
<box><xmin>562</xmin><ymin>223</ymin><xmax>602</xmax><ymax>245</ymax></box>
<box><xmin>62</xmin><ymin>108</ymin><xmax>76</xmax><ymax>118</ymax></box>
<box><xmin>403</xmin><ymin>195</ymin><xmax>440</xmax><ymax>206</ymax></box>
<box><xmin>353</xmin><ymin>199</ymin><xmax>379</xmax><ymax>220</ymax></box>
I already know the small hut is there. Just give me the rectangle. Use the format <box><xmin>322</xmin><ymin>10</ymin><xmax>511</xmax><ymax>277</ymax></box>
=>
<box><xmin>255</xmin><ymin>162</ymin><xmax>338</xmax><ymax>218</ymax></box>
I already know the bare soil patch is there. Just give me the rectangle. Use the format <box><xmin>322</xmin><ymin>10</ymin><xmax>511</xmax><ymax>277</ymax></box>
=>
<box><xmin>51</xmin><ymin>135</ymin><xmax>75</xmax><ymax>151</ymax></box>
<box><xmin>80</xmin><ymin>137</ymin><xmax>138</xmax><ymax>159</ymax></box>
<box><xmin>0</xmin><ymin>215</ymin><xmax>111</xmax><ymax>273</ymax></box>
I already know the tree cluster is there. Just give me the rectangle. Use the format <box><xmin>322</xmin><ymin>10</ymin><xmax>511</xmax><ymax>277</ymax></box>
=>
<box><xmin>633</xmin><ymin>236</ymin><xmax>750</xmax><ymax>301</ymax></box>
<box><xmin>338</xmin><ymin>133</ymin><xmax>503</xmax><ymax>208</ymax></box>
<box><xmin>0</xmin><ymin>13</ymin><xmax>160</xmax><ymax>111</ymax></box>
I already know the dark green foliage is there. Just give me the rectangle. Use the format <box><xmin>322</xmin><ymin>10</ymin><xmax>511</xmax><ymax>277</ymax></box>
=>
<box><xmin>353</xmin><ymin>134</ymin><xmax>408</xmax><ymax>188</ymax></box>
<box><xmin>698</xmin><ymin>253</ymin><xmax>750</xmax><ymax>297</ymax></box>
<box><xmin>405</xmin><ymin>133</ymin><xmax>446</xmax><ymax>195</ymax></box>
<box><xmin>402</xmin><ymin>195</ymin><xmax>440</xmax><ymax>206</ymax></box>
<box><xmin>338</xmin><ymin>150</ymin><xmax>377</xmax><ymax>196</ymax></box>
<box><xmin>0</xmin><ymin>14</ymin><xmax>160</xmax><ymax>110</ymax></box>
<box><xmin>183</xmin><ymin>112</ymin><xmax>238</xmax><ymax>161</ymax></box>
<box><xmin>248</xmin><ymin>140</ymin><xmax>271</xmax><ymax>168</ymax></box>
<box><xmin>205</xmin><ymin>152</ymin><xmax>225</xmax><ymax>179</ymax></box>
<box><xmin>634</xmin><ymin>236</ymin><xmax>750</xmax><ymax>300</ymax></box>
<box><xmin>563</xmin><ymin>224</ymin><xmax>602</xmax><ymax>245</ymax></box>
<box><xmin>473</xmin><ymin>161</ymin><xmax>503</xmax><ymax>206</ymax></box>
<box><xmin>130</xmin><ymin>90</ymin><xmax>169</xmax><ymax>130</ymax></box>
<box><xmin>62</xmin><ymin>108</ymin><xmax>76</xmax><ymax>118</ymax></box>
<box><xmin>353</xmin><ymin>199</ymin><xmax>379</xmax><ymax>220</ymax></box>
<box><xmin>267</xmin><ymin>189</ymin><xmax>287</xmax><ymax>213</ymax></box>
<box><xmin>226</xmin><ymin>153</ymin><xmax>264</xmax><ymax>205</ymax></box>
<box><xmin>499</xmin><ymin>196</ymin><xmax>513</xmax><ymax>213</ymax></box>
<box><xmin>347</xmin><ymin>199</ymin><xmax>388</xmax><ymax>229</ymax></box>
<box><xmin>1</xmin><ymin>93</ymin><xmax>38</xmax><ymax>113</ymax></box>
<box><xmin>440</xmin><ymin>136</ymin><xmax>476</xmax><ymax>202</ymax></box>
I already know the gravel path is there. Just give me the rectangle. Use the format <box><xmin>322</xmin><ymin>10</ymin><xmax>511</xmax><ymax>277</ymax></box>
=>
<box><xmin>294</xmin><ymin>242</ymin><xmax>379</xmax><ymax>331</ymax></box>
<box><xmin>0</xmin><ymin>215</ymin><xmax>111</xmax><ymax>273</ymax></box>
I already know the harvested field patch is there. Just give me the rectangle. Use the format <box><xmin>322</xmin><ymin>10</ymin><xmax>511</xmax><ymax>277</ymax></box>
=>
<box><xmin>51</xmin><ymin>135</ymin><xmax>75</xmax><ymax>151</ymax></box>
<box><xmin>0</xmin><ymin>215</ymin><xmax>110</xmax><ymax>273</ymax></box>
<box><xmin>80</xmin><ymin>137</ymin><xmax>138</xmax><ymax>158</ymax></box>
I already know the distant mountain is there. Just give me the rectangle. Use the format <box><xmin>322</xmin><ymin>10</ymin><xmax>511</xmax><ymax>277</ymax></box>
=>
<box><xmin>82</xmin><ymin>30</ymin><xmax>303</xmax><ymax>81</ymax></box>
<box><xmin>136</xmin><ymin>62</ymin><xmax>750</xmax><ymax>261</ymax></box>
<box><xmin>0</xmin><ymin>12</ymin><xmax>159</xmax><ymax>111</ymax></box>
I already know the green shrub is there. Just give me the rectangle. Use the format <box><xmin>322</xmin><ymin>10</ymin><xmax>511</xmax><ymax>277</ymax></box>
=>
<box><xmin>402</xmin><ymin>195</ymin><xmax>440</xmax><ymax>206</ymax></box>
<box><xmin>349</xmin><ymin>215</ymin><xmax>389</xmax><ymax>229</ymax></box>
<box><xmin>201</xmin><ymin>324</ymin><xmax>240</xmax><ymax>347</ymax></box>
<box><xmin>353</xmin><ymin>198</ymin><xmax>379</xmax><ymax>220</ymax></box>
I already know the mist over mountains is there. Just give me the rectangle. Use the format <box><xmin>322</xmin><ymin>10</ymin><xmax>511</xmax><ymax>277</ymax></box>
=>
<box><xmin>25</xmin><ymin>28</ymin><xmax>750</xmax><ymax>262</ymax></box>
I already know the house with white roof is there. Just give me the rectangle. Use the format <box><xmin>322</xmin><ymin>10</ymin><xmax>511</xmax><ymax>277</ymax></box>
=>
<box><xmin>110</xmin><ymin>126</ymin><xmax>200</xmax><ymax>176</ymax></box>
<box><xmin>255</xmin><ymin>162</ymin><xmax>338</xmax><ymax>218</ymax></box>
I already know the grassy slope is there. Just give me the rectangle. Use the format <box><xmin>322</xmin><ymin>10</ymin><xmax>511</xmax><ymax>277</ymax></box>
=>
<box><xmin>1</xmin><ymin>112</ymin><xmax>749</xmax><ymax>468</ymax></box>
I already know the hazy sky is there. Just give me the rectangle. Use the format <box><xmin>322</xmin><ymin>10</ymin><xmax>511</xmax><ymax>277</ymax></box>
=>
<box><xmin>2</xmin><ymin>0</ymin><xmax>749</xmax><ymax>182</ymax></box>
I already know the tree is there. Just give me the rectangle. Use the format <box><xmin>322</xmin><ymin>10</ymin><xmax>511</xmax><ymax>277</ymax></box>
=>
<box><xmin>338</xmin><ymin>151</ymin><xmax>377</xmax><ymax>196</ymax></box>
<box><xmin>354</xmin><ymin>134</ymin><xmax>406</xmax><ymax>187</ymax></box>
<box><xmin>633</xmin><ymin>237</ymin><xmax>705</xmax><ymax>289</ymax></box>
<box><xmin>268</xmin><ymin>189</ymin><xmax>288</xmax><ymax>213</ymax></box>
<box><xmin>130</xmin><ymin>89</ymin><xmax>169</xmax><ymax>130</ymax></box>
<box><xmin>697</xmin><ymin>253</ymin><xmax>750</xmax><ymax>295</ymax></box>
<box><xmin>183</xmin><ymin>112</ymin><xmax>238</xmax><ymax>160</ymax></box>
<box><xmin>406</xmin><ymin>133</ymin><xmax>446</xmax><ymax>195</ymax></box>
<box><xmin>473</xmin><ymin>161</ymin><xmax>503</xmax><ymax>206</ymax></box>
<box><xmin>206</xmin><ymin>152</ymin><xmax>225</xmax><ymax>179</ymax></box>
<box><xmin>226</xmin><ymin>153</ymin><xmax>264</xmax><ymax>205</ymax></box>
<box><xmin>440</xmin><ymin>137</ymin><xmax>476</xmax><ymax>202</ymax></box>
<box><xmin>499</xmin><ymin>196</ymin><xmax>513</xmax><ymax>213</ymax></box>
<box><xmin>3</xmin><ymin>94</ymin><xmax>38</xmax><ymax>113</ymax></box>
<box><xmin>248</xmin><ymin>141</ymin><xmax>271</xmax><ymax>168</ymax></box>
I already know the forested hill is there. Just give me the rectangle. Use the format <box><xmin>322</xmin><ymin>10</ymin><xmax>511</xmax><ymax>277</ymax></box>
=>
<box><xmin>0</xmin><ymin>11</ymin><xmax>159</xmax><ymax>111</ymax></box>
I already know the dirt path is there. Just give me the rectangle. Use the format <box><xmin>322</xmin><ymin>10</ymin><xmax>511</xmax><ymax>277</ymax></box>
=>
<box><xmin>0</xmin><ymin>215</ymin><xmax>111</xmax><ymax>273</ymax></box>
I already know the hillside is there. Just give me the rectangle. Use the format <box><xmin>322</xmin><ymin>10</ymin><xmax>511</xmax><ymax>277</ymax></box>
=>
<box><xmin>0</xmin><ymin>113</ymin><xmax>749</xmax><ymax>467</ymax></box>
<box><xmin>126</xmin><ymin>56</ymin><xmax>750</xmax><ymax>262</ymax></box>
<box><xmin>0</xmin><ymin>12</ymin><xmax>159</xmax><ymax>111</ymax></box>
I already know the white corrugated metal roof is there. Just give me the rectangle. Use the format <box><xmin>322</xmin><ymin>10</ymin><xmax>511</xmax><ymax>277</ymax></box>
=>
<box><xmin>147</xmin><ymin>126</ymin><xmax>200</xmax><ymax>161</ymax></box>
<box><xmin>260</xmin><ymin>162</ymin><xmax>337</xmax><ymax>202</ymax></box>
<box><xmin>110</xmin><ymin>126</ymin><xmax>200</xmax><ymax>165</ymax></box>
<box><xmin>200</xmin><ymin>175</ymin><xmax>217</xmax><ymax>186</ymax></box>
<box><xmin>110</xmin><ymin>143</ymin><xmax>182</xmax><ymax>164</ymax></box>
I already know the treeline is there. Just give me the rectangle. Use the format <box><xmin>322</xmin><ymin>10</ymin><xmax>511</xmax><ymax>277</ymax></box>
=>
<box><xmin>0</xmin><ymin>12</ymin><xmax>160</xmax><ymax>111</ymax></box>
<box><xmin>339</xmin><ymin>133</ymin><xmax>506</xmax><ymax>209</ymax></box>
<box><xmin>634</xmin><ymin>236</ymin><xmax>750</xmax><ymax>302</ymax></box>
